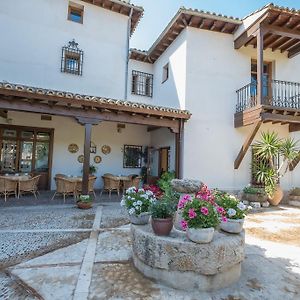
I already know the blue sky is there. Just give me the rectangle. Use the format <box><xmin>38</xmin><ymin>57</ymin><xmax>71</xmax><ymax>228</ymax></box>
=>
<box><xmin>130</xmin><ymin>0</ymin><xmax>300</xmax><ymax>50</ymax></box>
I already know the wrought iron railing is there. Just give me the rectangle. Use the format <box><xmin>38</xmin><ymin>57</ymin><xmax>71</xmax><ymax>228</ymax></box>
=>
<box><xmin>236</xmin><ymin>80</ymin><xmax>300</xmax><ymax>112</ymax></box>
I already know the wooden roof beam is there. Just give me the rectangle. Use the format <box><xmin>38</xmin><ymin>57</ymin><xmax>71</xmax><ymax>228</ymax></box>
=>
<box><xmin>263</xmin><ymin>24</ymin><xmax>300</xmax><ymax>40</ymax></box>
<box><xmin>271</xmin><ymin>37</ymin><xmax>290</xmax><ymax>51</ymax></box>
<box><xmin>288</xmin><ymin>43</ymin><xmax>300</xmax><ymax>58</ymax></box>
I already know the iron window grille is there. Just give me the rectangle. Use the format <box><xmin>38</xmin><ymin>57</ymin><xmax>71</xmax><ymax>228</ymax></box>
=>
<box><xmin>61</xmin><ymin>39</ymin><xmax>83</xmax><ymax>76</ymax></box>
<box><xmin>132</xmin><ymin>70</ymin><xmax>153</xmax><ymax>97</ymax></box>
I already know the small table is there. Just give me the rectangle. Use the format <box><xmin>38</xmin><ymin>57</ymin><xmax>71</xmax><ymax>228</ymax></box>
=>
<box><xmin>4</xmin><ymin>174</ymin><xmax>31</xmax><ymax>181</ymax></box>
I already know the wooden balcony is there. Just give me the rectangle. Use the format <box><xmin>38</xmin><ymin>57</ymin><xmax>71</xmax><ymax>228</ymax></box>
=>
<box><xmin>235</xmin><ymin>79</ymin><xmax>300</xmax><ymax>131</ymax></box>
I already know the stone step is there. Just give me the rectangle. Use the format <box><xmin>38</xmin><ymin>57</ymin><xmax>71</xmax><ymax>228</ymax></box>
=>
<box><xmin>289</xmin><ymin>200</ymin><xmax>300</xmax><ymax>207</ymax></box>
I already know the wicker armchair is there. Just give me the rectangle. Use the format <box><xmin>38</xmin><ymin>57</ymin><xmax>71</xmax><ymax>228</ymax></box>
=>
<box><xmin>51</xmin><ymin>177</ymin><xmax>77</xmax><ymax>202</ymax></box>
<box><xmin>18</xmin><ymin>175</ymin><xmax>41</xmax><ymax>199</ymax></box>
<box><xmin>123</xmin><ymin>175</ymin><xmax>141</xmax><ymax>192</ymax></box>
<box><xmin>77</xmin><ymin>176</ymin><xmax>97</xmax><ymax>199</ymax></box>
<box><xmin>100</xmin><ymin>175</ymin><xmax>120</xmax><ymax>198</ymax></box>
<box><xmin>0</xmin><ymin>177</ymin><xmax>18</xmax><ymax>201</ymax></box>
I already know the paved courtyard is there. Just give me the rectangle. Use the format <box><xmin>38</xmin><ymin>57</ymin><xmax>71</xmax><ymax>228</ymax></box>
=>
<box><xmin>0</xmin><ymin>200</ymin><xmax>300</xmax><ymax>300</ymax></box>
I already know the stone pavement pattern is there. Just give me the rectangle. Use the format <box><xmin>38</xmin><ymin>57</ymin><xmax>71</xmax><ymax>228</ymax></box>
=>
<box><xmin>0</xmin><ymin>203</ymin><xmax>300</xmax><ymax>299</ymax></box>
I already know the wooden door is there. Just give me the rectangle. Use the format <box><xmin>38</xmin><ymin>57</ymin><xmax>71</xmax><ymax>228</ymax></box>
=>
<box><xmin>158</xmin><ymin>147</ymin><xmax>170</xmax><ymax>177</ymax></box>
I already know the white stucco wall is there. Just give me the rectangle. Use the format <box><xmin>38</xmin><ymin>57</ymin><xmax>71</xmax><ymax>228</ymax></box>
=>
<box><xmin>0</xmin><ymin>112</ymin><xmax>151</xmax><ymax>189</ymax></box>
<box><xmin>0</xmin><ymin>0</ymin><xmax>128</xmax><ymax>99</ymax></box>
<box><xmin>182</xmin><ymin>27</ymin><xmax>300</xmax><ymax>190</ymax></box>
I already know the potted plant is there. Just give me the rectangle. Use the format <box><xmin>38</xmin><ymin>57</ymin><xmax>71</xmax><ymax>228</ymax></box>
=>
<box><xmin>81</xmin><ymin>165</ymin><xmax>97</xmax><ymax>175</ymax></box>
<box><xmin>181</xmin><ymin>196</ymin><xmax>220</xmax><ymax>244</ymax></box>
<box><xmin>77</xmin><ymin>195</ymin><xmax>93</xmax><ymax>209</ymax></box>
<box><xmin>243</xmin><ymin>186</ymin><xmax>268</xmax><ymax>203</ymax></box>
<box><xmin>150</xmin><ymin>199</ymin><xmax>174</xmax><ymax>236</ymax></box>
<box><xmin>289</xmin><ymin>187</ymin><xmax>300</xmax><ymax>201</ymax></box>
<box><xmin>253</xmin><ymin>132</ymin><xmax>299</xmax><ymax>206</ymax></box>
<box><xmin>215</xmin><ymin>191</ymin><xmax>249</xmax><ymax>234</ymax></box>
<box><xmin>120</xmin><ymin>187</ymin><xmax>156</xmax><ymax>225</ymax></box>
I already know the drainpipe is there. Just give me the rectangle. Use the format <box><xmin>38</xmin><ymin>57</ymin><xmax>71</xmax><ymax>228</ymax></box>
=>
<box><xmin>124</xmin><ymin>8</ymin><xmax>133</xmax><ymax>100</ymax></box>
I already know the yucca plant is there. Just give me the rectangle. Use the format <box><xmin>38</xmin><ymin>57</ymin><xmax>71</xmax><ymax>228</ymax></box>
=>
<box><xmin>252</xmin><ymin>132</ymin><xmax>299</xmax><ymax>196</ymax></box>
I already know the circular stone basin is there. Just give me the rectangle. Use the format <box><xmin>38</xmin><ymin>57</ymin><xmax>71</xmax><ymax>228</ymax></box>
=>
<box><xmin>131</xmin><ymin>225</ymin><xmax>245</xmax><ymax>292</ymax></box>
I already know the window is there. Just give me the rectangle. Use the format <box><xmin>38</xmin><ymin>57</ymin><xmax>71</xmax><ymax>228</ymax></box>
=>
<box><xmin>131</xmin><ymin>70</ymin><xmax>153</xmax><ymax>97</ymax></box>
<box><xmin>162</xmin><ymin>63</ymin><xmax>169</xmax><ymax>83</ymax></box>
<box><xmin>123</xmin><ymin>145</ymin><xmax>142</xmax><ymax>168</ymax></box>
<box><xmin>61</xmin><ymin>40</ymin><xmax>83</xmax><ymax>76</ymax></box>
<box><xmin>68</xmin><ymin>2</ymin><xmax>84</xmax><ymax>24</ymax></box>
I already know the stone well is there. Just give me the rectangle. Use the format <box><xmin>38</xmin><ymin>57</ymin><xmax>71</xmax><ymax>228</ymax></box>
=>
<box><xmin>131</xmin><ymin>225</ymin><xmax>245</xmax><ymax>292</ymax></box>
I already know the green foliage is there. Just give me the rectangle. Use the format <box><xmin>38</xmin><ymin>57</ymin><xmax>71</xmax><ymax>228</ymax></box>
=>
<box><xmin>243</xmin><ymin>186</ymin><xmax>266</xmax><ymax>195</ymax></box>
<box><xmin>150</xmin><ymin>200</ymin><xmax>174</xmax><ymax>219</ymax></box>
<box><xmin>79</xmin><ymin>195</ymin><xmax>92</xmax><ymax>203</ymax></box>
<box><xmin>252</xmin><ymin>131</ymin><xmax>299</xmax><ymax>196</ymax></box>
<box><xmin>182</xmin><ymin>199</ymin><xmax>220</xmax><ymax>229</ymax></box>
<box><xmin>214</xmin><ymin>192</ymin><xmax>248</xmax><ymax>220</ymax></box>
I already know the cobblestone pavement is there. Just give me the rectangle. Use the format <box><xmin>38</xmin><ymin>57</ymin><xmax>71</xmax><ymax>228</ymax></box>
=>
<box><xmin>1</xmin><ymin>203</ymin><xmax>300</xmax><ymax>299</ymax></box>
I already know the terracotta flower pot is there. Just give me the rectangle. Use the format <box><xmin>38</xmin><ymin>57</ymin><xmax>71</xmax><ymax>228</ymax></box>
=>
<box><xmin>186</xmin><ymin>227</ymin><xmax>214</xmax><ymax>244</ymax></box>
<box><xmin>77</xmin><ymin>201</ymin><xmax>92</xmax><ymax>209</ymax></box>
<box><xmin>151</xmin><ymin>217</ymin><xmax>173</xmax><ymax>236</ymax></box>
<box><xmin>268</xmin><ymin>185</ymin><xmax>284</xmax><ymax>206</ymax></box>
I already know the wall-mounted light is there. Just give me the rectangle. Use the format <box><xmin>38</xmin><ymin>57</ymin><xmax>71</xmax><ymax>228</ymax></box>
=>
<box><xmin>117</xmin><ymin>123</ymin><xmax>126</xmax><ymax>133</ymax></box>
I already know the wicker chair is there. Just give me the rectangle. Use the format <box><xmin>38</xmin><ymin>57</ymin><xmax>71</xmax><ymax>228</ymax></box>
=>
<box><xmin>51</xmin><ymin>177</ymin><xmax>77</xmax><ymax>202</ymax></box>
<box><xmin>55</xmin><ymin>173</ymin><xmax>66</xmax><ymax>178</ymax></box>
<box><xmin>0</xmin><ymin>177</ymin><xmax>18</xmax><ymax>201</ymax></box>
<box><xmin>100</xmin><ymin>175</ymin><xmax>120</xmax><ymax>198</ymax></box>
<box><xmin>77</xmin><ymin>176</ymin><xmax>97</xmax><ymax>199</ymax></box>
<box><xmin>18</xmin><ymin>175</ymin><xmax>41</xmax><ymax>200</ymax></box>
<box><xmin>122</xmin><ymin>175</ymin><xmax>141</xmax><ymax>192</ymax></box>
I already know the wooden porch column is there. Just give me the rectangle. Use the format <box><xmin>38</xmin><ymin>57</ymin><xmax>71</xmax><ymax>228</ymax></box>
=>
<box><xmin>175</xmin><ymin>119</ymin><xmax>184</xmax><ymax>179</ymax></box>
<box><xmin>76</xmin><ymin>117</ymin><xmax>101</xmax><ymax>195</ymax></box>
<box><xmin>257</xmin><ymin>27</ymin><xmax>264</xmax><ymax>105</ymax></box>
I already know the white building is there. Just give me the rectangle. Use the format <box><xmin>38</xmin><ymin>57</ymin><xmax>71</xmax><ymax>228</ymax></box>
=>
<box><xmin>0</xmin><ymin>1</ymin><xmax>300</xmax><ymax>194</ymax></box>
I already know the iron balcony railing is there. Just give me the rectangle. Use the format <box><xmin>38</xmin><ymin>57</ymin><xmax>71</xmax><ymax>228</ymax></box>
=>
<box><xmin>236</xmin><ymin>80</ymin><xmax>300</xmax><ymax>112</ymax></box>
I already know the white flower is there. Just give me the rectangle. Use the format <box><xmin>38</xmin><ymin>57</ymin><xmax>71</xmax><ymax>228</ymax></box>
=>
<box><xmin>120</xmin><ymin>198</ymin><xmax>126</xmax><ymax>207</ymax></box>
<box><xmin>229</xmin><ymin>195</ymin><xmax>237</xmax><ymax>200</ymax></box>
<box><xmin>133</xmin><ymin>201</ymin><xmax>139</xmax><ymax>207</ymax></box>
<box><xmin>128</xmin><ymin>208</ymin><xmax>135</xmax><ymax>215</ymax></box>
<box><xmin>237</xmin><ymin>202</ymin><xmax>246</xmax><ymax>211</ymax></box>
<box><xmin>150</xmin><ymin>198</ymin><xmax>156</xmax><ymax>204</ymax></box>
<box><xmin>140</xmin><ymin>194</ymin><xmax>149</xmax><ymax>199</ymax></box>
<box><xmin>138</xmin><ymin>188</ymin><xmax>145</xmax><ymax>193</ymax></box>
<box><xmin>126</xmin><ymin>187</ymin><xmax>136</xmax><ymax>193</ymax></box>
<box><xmin>137</xmin><ymin>200</ymin><xmax>143</xmax><ymax>206</ymax></box>
<box><xmin>228</xmin><ymin>208</ymin><xmax>237</xmax><ymax>217</ymax></box>
<box><xmin>146</xmin><ymin>190</ymin><xmax>153</xmax><ymax>196</ymax></box>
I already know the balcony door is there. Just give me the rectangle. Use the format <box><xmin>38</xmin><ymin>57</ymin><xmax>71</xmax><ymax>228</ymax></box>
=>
<box><xmin>251</xmin><ymin>60</ymin><xmax>272</xmax><ymax>102</ymax></box>
<box><xmin>0</xmin><ymin>125</ymin><xmax>54</xmax><ymax>190</ymax></box>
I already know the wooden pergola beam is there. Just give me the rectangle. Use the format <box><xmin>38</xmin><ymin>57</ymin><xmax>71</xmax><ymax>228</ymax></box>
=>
<box><xmin>264</xmin><ymin>24</ymin><xmax>300</xmax><ymax>41</ymax></box>
<box><xmin>262</xmin><ymin>112</ymin><xmax>300</xmax><ymax>123</ymax></box>
<box><xmin>288</xmin><ymin>43</ymin><xmax>300</xmax><ymax>58</ymax></box>
<box><xmin>234</xmin><ymin>121</ymin><xmax>262</xmax><ymax>169</ymax></box>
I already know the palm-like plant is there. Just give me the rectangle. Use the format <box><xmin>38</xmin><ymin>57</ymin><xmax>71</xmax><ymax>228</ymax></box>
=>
<box><xmin>252</xmin><ymin>132</ymin><xmax>299</xmax><ymax>195</ymax></box>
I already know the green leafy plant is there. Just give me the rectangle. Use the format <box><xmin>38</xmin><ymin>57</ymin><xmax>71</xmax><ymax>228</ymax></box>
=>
<box><xmin>243</xmin><ymin>186</ymin><xmax>266</xmax><ymax>196</ymax></box>
<box><xmin>81</xmin><ymin>165</ymin><xmax>97</xmax><ymax>175</ymax></box>
<box><xmin>150</xmin><ymin>200</ymin><xmax>174</xmax><ymax>219</ymax></box>
<box><xmin>182</xmin><ymin>198</ymin><xmax>220</xmax><ymax>229</ymax></box>
<box><xmin>252</xmin><ymin>132</ymin><xmax>299</xmax><ymax>196</ymax></box>
<box><xmin>78</xmin><ymin>195</ymin><xmax>92</xmax><ymax>203</ymax></box>
<box><xmin>215</xmin><ymin>192</ymin><xmax>249</xmax><ymax>220</ymax></box>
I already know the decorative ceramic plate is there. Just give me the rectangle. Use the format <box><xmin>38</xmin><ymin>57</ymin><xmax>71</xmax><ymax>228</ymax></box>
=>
<box><xmin>94</xmin><ymin>155</ymin><xmax>102</xmax><ymax>164</ymax></box>
<box><xmin>101</xmin><ymin>145</ymin><xmax>111</xmax><ymax>155</ymax></box>
<box><xmin>77</xmin><ymin>155</ymin><xmax>84</xmax><ymax>163</ymax></box>
<box><xmin>68</xmin><ymin>143</ymin><xmax>79</xmax><ymax>153</ymax></box>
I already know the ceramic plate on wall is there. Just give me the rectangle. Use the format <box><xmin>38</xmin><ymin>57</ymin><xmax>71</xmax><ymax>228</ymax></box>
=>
<box><xmin>77</xmin><ymin>155</ymin><xmax>84</xmax><ymax>163</ymax></box>
<box><xmin>68</xmin><ymin>143</ymin><xmax>79</xmax><ymax>153</ymax></box>
<box><xmin>101</xmin><ymin>145</ymin><xmax>111</xmax><ymax>155</ymax></box>
<box><xmin>94</xmin><ymin>155</ymin><xmax>102</xmax><ymax>164</ymax></box>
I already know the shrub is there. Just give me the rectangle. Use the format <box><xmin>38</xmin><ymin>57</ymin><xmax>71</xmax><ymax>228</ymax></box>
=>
<box><xmin>150</xmin><ymin>200</ymin><xmax>174</xmax><ymax>219</ymax></box>
<box><xmin>243</xmin><ymin>186</ymin><xmax>266</xmax><ymax>195</ymax></box>
<box><xmin>78</xmin><ymin>195</ymin><xmax>92</xmax><ymax>203</ymax></box>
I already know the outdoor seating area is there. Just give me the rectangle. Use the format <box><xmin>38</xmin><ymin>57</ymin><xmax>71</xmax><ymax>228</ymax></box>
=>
<box><xmin>0</xmin><ymin>174</ymin><xmax>40</xmax><ymax>201</ymax></box>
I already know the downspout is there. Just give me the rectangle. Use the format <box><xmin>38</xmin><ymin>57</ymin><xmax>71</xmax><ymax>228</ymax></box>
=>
<box><xmin>125</xmin><ymin>8</ymin><xmax>133</xmax><ymax>100</ymax></box>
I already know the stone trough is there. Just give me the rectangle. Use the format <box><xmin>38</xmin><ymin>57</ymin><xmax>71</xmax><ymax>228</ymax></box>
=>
<box><xmin>131</xmin><ymin>224</ymin><xmax>245</xmax><ymax>292</ymax></box>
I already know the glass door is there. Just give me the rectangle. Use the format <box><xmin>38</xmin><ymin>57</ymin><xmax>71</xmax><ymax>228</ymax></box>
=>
<box><xmin>19</xmin><ymin>141</ymin><xmax>33</xmax><ymax>173</ymax></box>
<box><xmin>1</xmin><ymin>140</ymin><xmax>18</xmax><ymax>173</ymax></box>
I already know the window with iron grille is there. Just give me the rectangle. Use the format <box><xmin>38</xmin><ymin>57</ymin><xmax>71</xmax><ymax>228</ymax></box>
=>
<box><xmin>131</xmin><ymin>70</ymin><xmax>153</xmax><ymax>97</ymax></box>
<box><xmin>61</xmin><ymin>39</ymin><xmax>83</xmax><ymax>76</ymax></box>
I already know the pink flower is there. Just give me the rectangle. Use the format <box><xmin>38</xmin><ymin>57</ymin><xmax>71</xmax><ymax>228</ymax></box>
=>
<box><xmin>183</xmin><ymin>194</ymin><xmax>192</xmax><ymax>201</ymax></box>
<box><xmin>217</xmin><ymin>206</ymin><xmax>225</xmax><ymax>215</ymax></box>
<box><xmin>188</xmin><ymin>208</ymin><xmax>197</xmax><ymax>219</ymax></box>
<box><xmin>200</xmin><ymin>207</ymin><xmax>209</xmax><ymax>216</ymax></box>
<box><xmin>222</xmin><ymin>216</ymin><xmax>228</xmax><ymax>223</ymax></box>
<box><xmin>180</xmin><ymin>220</ymin><xmax>188</xmax><ymax>231</ymax></box>
<box><xmin>177</xmin><ymin>194</ymin><xmax>192</xmax><ymax>209</ymax></box>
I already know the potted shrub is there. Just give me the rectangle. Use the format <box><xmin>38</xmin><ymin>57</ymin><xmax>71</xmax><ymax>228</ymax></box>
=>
<box><xmin>243</xmin><ymin>186</ymin><xmax>268</xmax><ymax>203</ymax></box>
<box><xmin>120</xmin><ymin>187</ymin><xmax>156</xmax><ymax>225</ymax></box>
<box><xmin>289</xmin><ymin>188</ymin><xmax>300</xmax><ymax>201</ymax></box>
<box><xmin>253</xmin><ymin>132</ymin><xmax>299</xmax><ymax>206</ymax></box>
<box><xmin>181</xmin><ymin>196</ymin><xmax>220</xmax><ymax>244</ymax></box>
<box><xmin>77</xmin><ymin>195</ymin><xmax>93</xmax><ymax>209</ymax></box>
<box><xmin>215</xmin><ymin>191</ymin><xmax>250</xmax><ymax>234</ymax></box>
<box><xmin>150</xmin><ymin>199</ymin><xmax>174</xmax><ymax>236</ymax></box>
